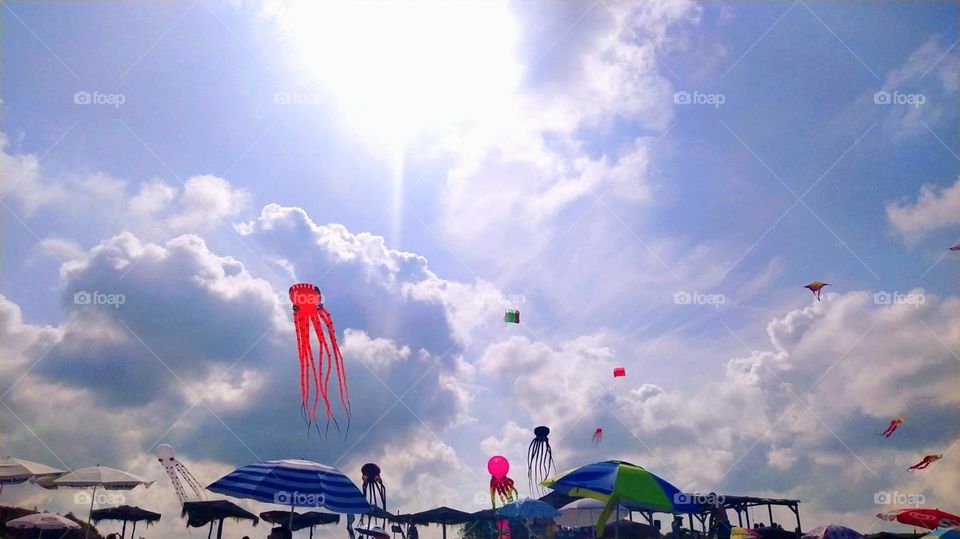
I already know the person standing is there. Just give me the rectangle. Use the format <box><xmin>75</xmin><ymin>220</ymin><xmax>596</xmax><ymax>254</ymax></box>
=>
<box><xmin>708</xmin><ymin>495</ymin><xmax>730</xmax><ymax>539</ymax></box>
<box><xmin>672</xmin><ymin>516</ymin><xmax>683</xmax><ymax>539</ymax></box>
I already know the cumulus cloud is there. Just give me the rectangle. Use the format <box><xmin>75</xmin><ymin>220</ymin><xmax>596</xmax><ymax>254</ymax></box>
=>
<box><xmin>344</xmin><ymin>329</ymin><xmax>412</xmax><ymax>372</ymax></box>
<box><xmin>1</xmin><ymin>199</ymin><xmax>492</xmax><ymax>534</ymax></box>
<box><xmin>477</xmin><ymin>290</ymin><xmax>960</xmax><ymax>503</ymax></box>
<box><xmin>0</xmin><ymin>136</ymin><xmax>250</xmax><ymax>239</ymax></box>
<box><xmin>432</xmin><ymin>0</ymin><xmax>700</xmax><ymax>273</ymax></box>
<box><xmin>886</xmin><ymin>175</ymin><xmax>960</xmax><ymax>239</ymax></box>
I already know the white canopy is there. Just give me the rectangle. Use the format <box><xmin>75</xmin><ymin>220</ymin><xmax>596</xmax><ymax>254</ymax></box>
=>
<box><xmin>6</xmin><ymin>512</ymin><xmax>80</xmax><ymax>530</ymax></box>
<box><xmin>52</xmin><ymin>465</ymin><xmax>153</xmax><ymax>490</ymax></box>
<box><xmin>0</xmin><ymin>457</ymin><xmax>65</xmax><ymax>485</ymax></box>
<box><xmin>555</xmin><ymin>498</ymin><xmax>631</xmax><ymax>528</ymax></box>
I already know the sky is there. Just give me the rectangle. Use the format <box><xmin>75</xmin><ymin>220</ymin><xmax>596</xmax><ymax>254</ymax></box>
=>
<box><xmin>1</xmin><ymin>0</ymin><xmax>959</xmax><ymax>538</ymax></box>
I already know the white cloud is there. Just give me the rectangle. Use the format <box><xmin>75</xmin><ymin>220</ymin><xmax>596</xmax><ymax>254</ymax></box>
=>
<box><xmin>886</xmin><ymin>175</ymin><xmax>960</xmax><ymax>239</ymax></box>
<box><xmin>432</xmin><ymin>0</ymin><xmax>700</xmax><ymax>272</ymax></box>
<box><xmin>343</xmin><ymin>328</ymin><xmax>411</xmax><ymax>371</ymax></box>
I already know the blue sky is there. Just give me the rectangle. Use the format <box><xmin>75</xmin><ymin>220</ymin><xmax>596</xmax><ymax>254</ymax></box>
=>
<box><xmin>2</xmin><ymin>1</ymin><xmax>959</xmax><ymax>538</ymax></box>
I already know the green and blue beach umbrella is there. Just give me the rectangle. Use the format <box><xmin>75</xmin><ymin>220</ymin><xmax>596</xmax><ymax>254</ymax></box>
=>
<box><xmin>540</xmin><ymin>460</ymin><xmax>698</xmax><ymax>535</ymax></box>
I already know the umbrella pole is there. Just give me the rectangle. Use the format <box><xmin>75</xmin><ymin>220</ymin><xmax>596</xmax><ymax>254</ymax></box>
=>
<box><xmin>84</xmin><ymin>485</ymin><xmax>98</xmax><ymax>539</ymax></box>
<box><xmin>290</xmin><ymin>503</ymin><xmax>296</xmax><ymax>531</ymax></box>
<box><xmin>443</xmin><ymin>523</ymin><xmax>447</xmax><ymax>539</ymax></box>
<box><xmin>122</xmin><ymin>520</ymin><xmax>128</xmax><ymax>539</ymax></box>
<box><xmin>132</xmin><ymin>521</ymin><xmax>137</xmax><ymax>538</ymax></box>
<box><xmin>207</xmin><ymin>521</ymin><xmax>214</xmax><ymax>539</ymax></box>
<box><xmin>217</xmin><ymin>518</ymin><xmax>224</xmax><ymax>539</ymax></box>
<box><xmin>311</xmin><ymin>525</ymin><xmax>314</xmax><ymax>539</ymax></box>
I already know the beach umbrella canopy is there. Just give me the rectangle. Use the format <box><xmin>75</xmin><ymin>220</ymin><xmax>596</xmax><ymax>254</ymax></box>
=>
<box><xmin>90</xmin><ymin>505</ymin><xmax>161</xmax><ymax>524</ymax></box>
<box><xmin>91</xmin><ymin>505</ymin><xmax>161</xmax><ymax>539</ymax></box>
<box><xmin>922</xmin><ymin>528</ymin><xmax>960</xmax><ymax>539</ymax></box>
<box><xmin>409</xmin><ymin>507</ymin><xmax>474</xmax><ymax>525</ymax></box>
<box><xmin>556</xmin><ymin>498</ymin><xmax>630</xmax><ymax>528</ymax></box>
<box><xmin>208</xmin><ymin>459</ymin><xmax>369</xmax><ymax>514</ymax></box>
<box><xmin>497</xmin><ymin>499</ymin><xmax>560</xmax><ymax>520</ymax></box>
<box><xmin>879</xmin><ymin>510</ymin><xmax>960</xmax><ymax>530</ymax></box>
<box><xmin>6</xmin><ymin>512</ymin><xmax>80</xmax><ymax>530</ymax></box>
<box><xmin>408</xmin><ymin>506</ymin><xmax>475</xmax><ymax>539</ymax></box>
<box><xmin>51</xmin><ymin>465</ymin><xmax>153</xmax><ymax>539</ymax></box>
<box><xmin>182</xmin><ymin>499</ymin><xmax>259</xmax><ymax>539</ymax></box>
<box><xmin>804</xmin><ymin>525</ymin><xmax>864</xmax><ymax>539</ymax></box>
<box><xmin>52</xmin><ymin>466</ymin><xmax>153</xmax><ymax>490</ymax></box>
<box><xmin>182</xmin><ymin>500</ymin><xmax>259</xmax><ymax>528</ymax></box>
<box><xmin>0</xmin><ymin>457</ymin><xmax>65</xmax><ymax>493</ymax></box>
<box><xmin>541</xmin><ymin>460</ymin><xmax>697</xmax><ymax>535</ymax></box>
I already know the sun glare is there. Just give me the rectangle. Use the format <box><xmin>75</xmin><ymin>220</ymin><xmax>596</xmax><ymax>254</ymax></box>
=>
<box><xmin>275</xmin><ymin>0</ymin><xmax>522</xmax><ymax>143</ymax></box>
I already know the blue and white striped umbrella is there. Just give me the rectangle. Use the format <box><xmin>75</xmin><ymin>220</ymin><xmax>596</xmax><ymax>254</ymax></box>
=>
<box><xmin>207</xmin><ymin>459</ymin><xmax>370</xmax><ymax>514</ymax></box>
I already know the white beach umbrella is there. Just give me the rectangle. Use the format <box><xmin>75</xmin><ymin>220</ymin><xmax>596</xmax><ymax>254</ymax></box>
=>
<box><xmin>6</xmin><ymin>512</ymin><xmax>80</xmax><ymax>538</ymax></box>
<box><xmin>0</xmin><ymin>456</ymin><xmax>65</xmax><ymax>496</ymax></box>
<box><xmin>52</xmin><ymin>465</ymin><xmax>154</xmax><ymax>539</ymax></box>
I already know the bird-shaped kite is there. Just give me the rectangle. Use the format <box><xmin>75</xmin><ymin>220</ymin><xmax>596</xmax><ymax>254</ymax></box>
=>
<box><xmin>804</xmin><ymin>281</ymin><xmax>830</xmax><ymax>301</ymax></box>
<box><xmin>908</xmin><ymin>454</ymin><xmax>942</xmax><ymax>470</ymax></box>
<box><xmin>289</xmin><ymin>283</ymin><xmax>351</xmax><ymax>435</ymax></box>
<box><xmin>880</xmin><ymin>417</ymin><xmax>904</xmax><ymax>438</ymax></box>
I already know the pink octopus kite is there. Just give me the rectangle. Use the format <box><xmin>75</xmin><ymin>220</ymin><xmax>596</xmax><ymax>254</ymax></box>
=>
<box><xmin>289</xmin><ymin>283</ymin><xmax>351</xmax><ymax>435</ymax></box>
